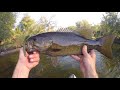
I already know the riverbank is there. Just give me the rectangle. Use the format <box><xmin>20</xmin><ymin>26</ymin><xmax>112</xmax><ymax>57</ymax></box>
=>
<box><xmin>0</xmin><ymin>48</ymin><xmax>20</xmax><ymax>56</ymax></box>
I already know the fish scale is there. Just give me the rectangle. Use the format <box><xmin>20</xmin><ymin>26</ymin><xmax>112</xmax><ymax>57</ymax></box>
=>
<box><xmin>44</xmin><ymin>32</ymin><xmax>89</xmax><ymax>46</ymax></box>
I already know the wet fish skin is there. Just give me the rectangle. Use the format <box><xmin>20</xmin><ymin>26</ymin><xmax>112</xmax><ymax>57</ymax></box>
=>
<box><xmin>24</xmin><ymin>32</ymin><xmax>115</xmax><ymax>59</ymax></box>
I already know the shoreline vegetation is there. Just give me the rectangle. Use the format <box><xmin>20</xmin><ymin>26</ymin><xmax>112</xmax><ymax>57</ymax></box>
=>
<box><xmin>0</xmin><ymin>48</ymin><xmax>20</xmax><ymax>56</ymax></box>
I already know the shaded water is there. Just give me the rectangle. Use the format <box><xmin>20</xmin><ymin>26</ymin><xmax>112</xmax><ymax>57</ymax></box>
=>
<box><xmin>0</xmin><ymin>44</ymin><xmax>120</xmax><ymax>78</ymax></box>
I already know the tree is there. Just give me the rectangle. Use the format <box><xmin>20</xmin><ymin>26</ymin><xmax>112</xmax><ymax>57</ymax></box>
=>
<box><xmin>0</xmin><ymin>12</ymin><xmax>16</xmax><ymax>42</ymax></box>
<box><xmin>10</xmin><ymin>27</ymin><xmax>24</xmax><ymax>47</ymax></box>
<box><xmin>100</xmin><ymin>12</ymin><xmax>120</xmax><ymax>37</ymax></box>
<box><xmin>18</xmin><ymin>14</ymin><xmax>35</xmax><ymax>31</ymax></box>
<box><xmin>91</xmin><ymin>24</ymin><xmax>101</xmax><ymax>38</ymax></box>
<box><xmin>24</xmin><ymin>16</ymin><xmax>56</xmax><ymax>36</ymax></box>
<box><xmin>76</xmin><ymin>20</ymin><xmax>92</xmax><ymax>29</ymax></box>
<box><xmin>75</xmin><ymin>20</ymin><xmax>94</xmax><ymax>39</ymax></box>
<box><xmin>67</xmin><ymin>26</ymin><xmax>77</xmax><ymax>30</ymax></box>
<box><xmin>38</xmin><ymin>16</ymin><xmax>56</xmax><ymax>32</ymax></box>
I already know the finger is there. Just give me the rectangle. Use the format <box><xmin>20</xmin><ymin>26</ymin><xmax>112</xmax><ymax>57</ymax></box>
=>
<box><xmin>29</xmin><ymin>53</ymin><xmax>40</xmax><ymax>59</ymax></box>
<box><xmin>29</xmin><ymin>56</ymin><xmax>40</xmax><ymax>61</ymax></box>
<box><xmin>89</xmin><ymin>49</ymin><xmax>96</xmax><ymax>59</ymax></box>
<box><xmin>20</xmin><ymin>47</ymin><xmax>28</xmax><ymax>56</ymax></box>
<box><xmin>29</xmin><ymin>54</ymin><xmax>33</xmax><ymax>59</ymax></box>
<box><xmin>29</xmin><ymin>58</ymin><xmax>40</xmax><ymax>63</ymax></box>
<box><xmin>71</xmin><ymin>55</ymin><xmax>81</xmax><ymax>61</ymax></box>
<box><xmin>19</xmin><ymin>48</ymin><xmax>26</xmax><ymax>57</ymax></box>
<box><xmin>33</xmin><ymin>51</ymin><xmax>39</xmax><ymax>54</ymax></box>
<box><xmin>82</xmin><ymin>45</ymin><xmax>88</xmax><ymax>56</ymax></box>
<box><xmin>33</xmin><ymin>52</ymin><xmax>36</xmax><ymax>54</ymax></box>
<box><xmin>19</xmin><ymin>48</ymin><xmax>24</xmax><ymax>55</ymax></box>
<box><xmin>77</xmin><ymin>54</ymin><xmax>82</xmax><ymax>58</ymax></box>
<box><xmin>33</xmin><ymin>51</ymin><xmax>40</xmax><ymax>54</ymax></box>
<box><xmin>34</xmin><ymin>53</ymin><xmax>40</xmax><ymax>58</ymax></box>
<box><xmin>30</xmin><ymin>59</ymin><xmax>39</xmax><ymax>63</ymax></box>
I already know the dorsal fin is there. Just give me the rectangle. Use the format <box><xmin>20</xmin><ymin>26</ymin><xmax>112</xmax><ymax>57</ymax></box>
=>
<box><xmin>56</xmin><ymin>27</ymin><xmax>79</xmax><ymax>35</ymax></box>
<box><xmin>75</xmin><ymin>28</ymin><xmax>94</xmax><ymax>39</ymax></box>
<box><xmin>56</xmin><ymin>27</ymin><xmax>94</xmax><ymax>39</ymax></box>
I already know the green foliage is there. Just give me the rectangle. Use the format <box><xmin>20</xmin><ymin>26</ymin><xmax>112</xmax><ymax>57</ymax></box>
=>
<box><xmin>100</xmin><ymin>12</ymin><xmax>120</xmax><ymax>38</ymax></box>
<box><xmin>67</xmin><ymin>26</ymin><xmax>77</xmax><ymax>30</ymax></box>
<box><xmin>91</xmin><ymin>24</ymin><xmax>101</xmax><ymax>38</ymax></box>
<box><xmin>68</xmin><ymin>20</ymin><xmax>105</xmax><ymax>39</ymax></box>
<box><xmin>38</xmin><ymin>16</ymin><xmax>56</xmax><ymax>32</ymax></box>
<box><xmin>76</xmin><ymin>20</ymin><xmax>92</xmax><ymax>29</ymax></box>
<box><xmin>10</xmin><ymin>28</ymin><xmax>25</xmax><ymax>47</ymax></box>
<box><xmin>18</xmin><ymin>15</ymin><xmax>35</xmax><ymax>31</ymax></box>
<box><xmin>75</xmin><ymin>20</ymin><xmax>94</xmax><ymax>39</ymax></box>
<box><xmin>0</xmin><ymin>12</ymin><xmax>16</xmax><ymax>41</ymax></box>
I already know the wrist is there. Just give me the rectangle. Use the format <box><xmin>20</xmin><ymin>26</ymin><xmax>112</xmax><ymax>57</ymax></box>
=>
<box><xmin>84</xmin><ymin>71</ymin><xmax>98</xmax><ymax>78</ymax></box>
<box><xmin>17</xmin><ymin>60</ymin><xmax>31</xmax><ymax>72</ymax></box>
<box><xmin>12</xmin><ymin>60</ymin><xmax>30</xmax><ymax>78</ymax></box>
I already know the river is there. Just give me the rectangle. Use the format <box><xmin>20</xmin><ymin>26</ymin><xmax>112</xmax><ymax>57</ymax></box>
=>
<box><xmin>0</xmin><ymin>43</ymin><xmax>120</xmax><ymax>78</ymax></box>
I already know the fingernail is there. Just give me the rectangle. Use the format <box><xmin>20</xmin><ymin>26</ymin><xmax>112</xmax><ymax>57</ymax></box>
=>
<box><xmin>33</xmin><ymin>52</ymin><xmax>36</xmax><ymax>54</ymax></box>
<box><xmin>84</xmin><ymin>45</ymin><xmax>87</xmax><ymax>50</ymax></box>
<box><xmin>30</xmin><ymin>59</ymin><xmax>34</xmax><ymax>62</ymax></box>
<box><xmin>29</xmin><ymin>55</ymin><xmax>33</xmax><ymax>58</ymax></box>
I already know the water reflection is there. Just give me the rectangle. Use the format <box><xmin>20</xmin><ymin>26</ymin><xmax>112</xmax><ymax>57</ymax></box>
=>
<box><xmin>0</xmin><ymin>44</ymin><xmax>120</xmax><ymax>78</ymax></box>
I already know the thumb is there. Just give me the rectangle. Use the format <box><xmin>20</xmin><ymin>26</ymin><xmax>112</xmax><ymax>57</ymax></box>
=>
<box><xmin>19</xmin><ymin>48</ymin><xmax>24</xmax><ymax>56</ymax></box>
<box><xmin>82</xmin><ymin>45</ymin><xmax>88</xmax><ymax>56</ymax></box>
<box><xmin>19</xmin><ymin>48</ymin><xmax>28</xmax><ymax>57</ymax></box>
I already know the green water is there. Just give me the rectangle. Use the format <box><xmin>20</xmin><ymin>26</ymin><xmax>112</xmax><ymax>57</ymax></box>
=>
<box><xmin>0</xmin><ymin>44</ymin><xmax>120</xmax><ymax>78</ymax></box>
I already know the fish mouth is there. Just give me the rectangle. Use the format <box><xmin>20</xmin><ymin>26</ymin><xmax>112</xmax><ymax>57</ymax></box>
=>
<box><xmin>26</xmin><ymin>45</ymin><xmax>41</xmax><ymax>53</ymax></box>
<box><xmin>26</xmin><ymin>48</ymin><xmax>36</xmax><ymax>53</ymax></box>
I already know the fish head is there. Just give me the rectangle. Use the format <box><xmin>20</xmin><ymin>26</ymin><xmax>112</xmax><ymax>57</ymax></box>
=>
<box><xmin>25</xmin><ymin>36</ymin><xmax>53</xmax><ymax>53</ymax></box>
<box><xmin>25</xmin><ymin>37</ymin><xmax>36</xmax><ymax>53</ymax></box>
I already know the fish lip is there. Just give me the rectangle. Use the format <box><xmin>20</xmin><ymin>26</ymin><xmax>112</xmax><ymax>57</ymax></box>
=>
<box><xmin>27</xmin><ymin>48</ymin><xmax>36</xmax><ymax>53</ymax></box>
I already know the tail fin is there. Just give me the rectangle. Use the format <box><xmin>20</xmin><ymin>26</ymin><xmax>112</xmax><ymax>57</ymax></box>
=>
<box><xmin>98</xmin><ymin>34</ymin><xmax>116</xmax><ymax>59</ymax></box>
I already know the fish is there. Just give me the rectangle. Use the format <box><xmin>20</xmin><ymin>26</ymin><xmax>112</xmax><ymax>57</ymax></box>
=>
<box><xmin>23</xmin><ymin>32</ymin><xmax>115</xmax><ymax>59</ymax></box>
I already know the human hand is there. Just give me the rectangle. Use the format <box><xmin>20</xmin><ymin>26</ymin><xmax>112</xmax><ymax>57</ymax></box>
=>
<box><xmin>12</xmin><ymin>48</ymin><xmax>40</xmax><ymax>78</ymax></box>
<box><xmin>18</xmin><ymin>47</ymin><xmax>40</xmax><ymax>70</ymax></box>
<box><xmin>71</xmin><ymin>45</ymin><xmax>98</xmax><ymax>78</ymax></box>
